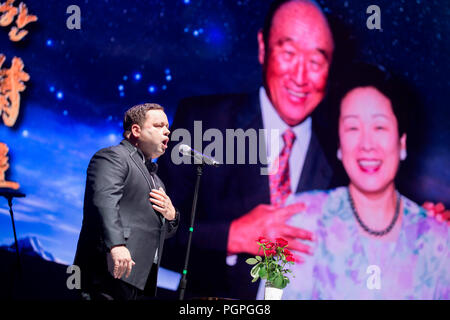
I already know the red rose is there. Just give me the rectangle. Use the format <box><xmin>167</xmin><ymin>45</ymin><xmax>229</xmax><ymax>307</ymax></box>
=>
<box><xmin>257</xmin><ymin>236</ymin><xmax>269</xmax><ymax>244</ymax></box>
<box><xmin>276</xmin><ymin>237</ymin><xmax>288</xmax><ymax>248</ymax></box>
<box><xmin>266</xmin><ymin>242</ymin><xmax>275</xmax><ymax>249</ymax></box>
<box><xmin>286</xmin><ymin>255</ymin><xmax>295</xmax><ymax>262</ymax></box>
<box><xmin>284</xmin><ymin>248</ymin><xmax>292</xmax><ymax>256</ymax></box>
<box><xmin>265</xmin><ymin>249</ymin><xmax>277</xmax><ymax>257</ymax></box>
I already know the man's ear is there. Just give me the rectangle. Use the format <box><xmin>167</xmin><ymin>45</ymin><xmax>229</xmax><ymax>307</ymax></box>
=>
<box><xmin>131</xmin><ymin>123</ymin><xmax>141</xmax><ymax>139</ymax></box>
<box><xmin>257</xmin><ymin>30</ymin><xmax>265</xmax><ymax>66</ymax></box>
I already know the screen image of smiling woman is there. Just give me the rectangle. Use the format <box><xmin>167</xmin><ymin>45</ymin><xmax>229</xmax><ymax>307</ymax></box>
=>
<box><xmin>338</xmin><ymin>85</ymin><xmax>407</xmax><ymax>238</ymax></box>
<box><xmin>339</xmin><ymin>86</ymin><xmax>405</xmax><ymax>197</ymax></box>
<box><xmin>332</xmin><ymin>63</ymin><xmax>415</xmax><ymax>240</ymax></box>
<box><xmin>269</xmin><ymin>64</ymin><xmax>449</xmax><ymax>300</ymax></box>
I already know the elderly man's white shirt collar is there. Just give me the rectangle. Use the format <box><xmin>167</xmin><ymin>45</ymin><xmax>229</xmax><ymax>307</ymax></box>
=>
<box><xmin>259</xmin><ymin>86</ymin><xmax>312</xmax><ymax>193</ymax></box>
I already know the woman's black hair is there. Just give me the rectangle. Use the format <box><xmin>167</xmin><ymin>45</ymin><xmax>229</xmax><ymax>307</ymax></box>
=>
<box><xmin>332</xmin><ymin>62</ymin><xmax>414</xmax><ymax>138</ymax></box>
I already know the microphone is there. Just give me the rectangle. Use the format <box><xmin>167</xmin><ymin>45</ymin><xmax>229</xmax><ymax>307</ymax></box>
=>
<box><xmin>179</xmin><ymin>144</ymin><xmax>220</xmax><ymax>167</ymax></box>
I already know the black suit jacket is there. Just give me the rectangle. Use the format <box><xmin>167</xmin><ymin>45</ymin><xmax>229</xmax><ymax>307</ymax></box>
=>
<box><xmin>157</xmin><ymin>90</ymin><xmax>344</xmax><ymax>299</ymax></box>
<box><xmin>74</xmin><ymin>139</ymin><xmax>179</xmax><ymax>293</ymax></box>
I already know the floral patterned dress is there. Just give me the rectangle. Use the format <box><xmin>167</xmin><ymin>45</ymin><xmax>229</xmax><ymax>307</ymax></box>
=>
<box><xmin>258</xmin><ymin>187</ymin><xmax>449</xmax><ymax>300</ymax></box>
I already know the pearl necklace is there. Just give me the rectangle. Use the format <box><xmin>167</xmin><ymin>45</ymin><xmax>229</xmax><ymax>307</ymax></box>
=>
<box><xmin>347</xmin><ymin>189</ymin><xmax>401</xmax><ymax>237</ymax></box>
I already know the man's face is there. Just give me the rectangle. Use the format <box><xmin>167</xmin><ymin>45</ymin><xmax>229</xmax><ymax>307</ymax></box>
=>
<box><xmin>258</xmin><ymin>1</ymin><xmax>334</xmax><ymax>126</ymax></box>
<box><xmin>133</xmin><ymin>109</ymin><xmax>170</xmax><ymax>159</ymax></box>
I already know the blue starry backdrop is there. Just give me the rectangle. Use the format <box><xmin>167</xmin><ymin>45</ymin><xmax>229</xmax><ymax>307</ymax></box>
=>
<box><xmin>0</xmin><ymin>0</ymin><xmax>448</xmax><ymax>264</ymax></box>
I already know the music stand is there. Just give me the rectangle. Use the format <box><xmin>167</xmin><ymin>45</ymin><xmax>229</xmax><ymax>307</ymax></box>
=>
<box><xmin>0</xmin><ymin>188</ymin><xmax>26</xmax><ymax>273</ymax></box>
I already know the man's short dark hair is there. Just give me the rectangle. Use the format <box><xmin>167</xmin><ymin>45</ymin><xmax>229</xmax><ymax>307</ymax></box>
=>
<box><xmin>123</xmin><ymin>103</ymin><xmax>164</xmax><ymax>138</ymax></box>
<box><xmin>261</xmin><ymin>0</ymin><xmax>321</xmax><ymax>51</ymax></box>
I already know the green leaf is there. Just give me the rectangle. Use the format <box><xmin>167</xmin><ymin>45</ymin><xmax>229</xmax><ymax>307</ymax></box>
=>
<box><xmin>255</xmin><ymin>255</ymin><xmax>262</xmax><ymax>262</ymax></box>
<box><xmin>273</xmin><ymin>275</ymin><xmax>283</xmax><ymax>289</ymax></box>
<box><xmin>246</xmin><ymin>258</ymin><xmax>259</xmax><ymax>265</ymax></box>
<box><xmin>268</xmin><ymin>273</ymin><xmax>276</xmax><ymax>283</ymax></box>
<box><xmin>259</xmin><ymin>267</ymin><xmax>267</xmax><ymax>279</ymax></box>
<box><xmin>250</xmin><ymin>264</ymin><xmax>260</xmax><ymax>278</ymax></box>
<box><xmin>281</xmin><ymin>278</ymin><xmax>288</xmax><ymax>289</ymax></box>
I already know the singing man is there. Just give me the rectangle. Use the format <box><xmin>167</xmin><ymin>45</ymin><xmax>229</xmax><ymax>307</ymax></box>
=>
<box><xmin>74</xmin><ymin>103</ymin><xmax>180</xmax><ymax>300</ymax></box>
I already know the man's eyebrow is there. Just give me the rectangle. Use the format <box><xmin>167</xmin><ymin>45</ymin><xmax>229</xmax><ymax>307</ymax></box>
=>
<box><xmin>316</xmin><ymin>48</ymin><xmax>330</xmax><ymax>61</ymax></box>
<box><xmin>275</xmin><ymin>37</ymin><xmax>331</xmax><ymax>61</ymax></box>
<box><xmin>275</xmin><ymin>37</ymin><xmax>295</xmax><ymax>46</ymax></box>
<box><xmin>158</xmin><ymin>121</ymin><xmax>169</xmax><ymax>127</ymax></box>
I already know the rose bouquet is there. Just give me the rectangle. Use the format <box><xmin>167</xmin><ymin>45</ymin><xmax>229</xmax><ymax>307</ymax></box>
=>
<box><xmin>245</xmin><ymin>237</ymin><xmax>295</xmax><ymax>289</ymax></box>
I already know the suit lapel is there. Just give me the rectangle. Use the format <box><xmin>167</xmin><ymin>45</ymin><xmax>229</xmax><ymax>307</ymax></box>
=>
<box><xmin>296</xmin><ymin>128</ymin><xmax>333</xmax><ymax>193</ymax></box>
<box><xmin>122</xmin><ymin>140</ymin><xmax>166</xmax><ymax>226</ymax></box>
<box><xmin>235</xmin><ymin>91</ymin><xmax>271</xmax><ymax>208</ymax></box>
<box><xmin>235</xmin><ymin>91</ymin><xmax>262</xmax><ymax>130</ymax></box>
<box><xmin>120</xmin><ymin>140</ymin><xmax>154</xmax><ymax>191</ymax></box>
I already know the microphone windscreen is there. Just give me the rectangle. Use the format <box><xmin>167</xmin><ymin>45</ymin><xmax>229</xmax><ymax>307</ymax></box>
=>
<box><xmin>179</xmin><ymin>144</ymin><xmax>191</xmax><ymax>155</ymax></box>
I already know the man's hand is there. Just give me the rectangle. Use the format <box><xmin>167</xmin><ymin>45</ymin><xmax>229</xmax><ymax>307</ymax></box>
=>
<box><xmin>107</xmin><ymin>245</ymin><xmax>135</xmax><ymax>279</ymax></box>
<box><xmin>149</xmin><ymin>187</ymin><xmax>176</xmax><ymax>220</ymax></box>
<box><xmin>423</xmin><ymin>201</ymin><xmax>450</xmax><ymax>226</ymax></box>
<box><xmin>227</xmin><ymin>203</ymin><xmax>313</xmax><ymax>263</ymax></box>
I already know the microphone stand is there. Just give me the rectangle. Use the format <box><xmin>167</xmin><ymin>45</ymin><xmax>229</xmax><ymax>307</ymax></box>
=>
<box><xmin>0</xmin><ymin>188</ymin><xmax>26</xmax><ymax>299</ymax></box>
<box><xmin>1</xmin><ymin>188</ymin><xmax>25</xmax><ymax>272</ymax></box>
<box><xmin>178</xmin><ymin>164</ymin><xmax>203</xmax><ymax>300</ymax></box>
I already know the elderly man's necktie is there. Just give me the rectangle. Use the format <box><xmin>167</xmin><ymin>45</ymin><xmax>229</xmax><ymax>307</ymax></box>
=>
<box><xmin>269</xmin><ymin>128</ymin><xmax>296</xmax><ymax>207</ymax></box>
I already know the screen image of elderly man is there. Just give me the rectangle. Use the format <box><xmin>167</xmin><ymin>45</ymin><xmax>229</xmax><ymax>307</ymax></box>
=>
<box><xmin>157</xmin><ymin>0</ymin><xmax>344</xmax><ymax>299</ymax></box>
<box><xmin>74</xmin><ymin>103</ymin><xmax>180</xmax><ymax>300</ymax></box>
